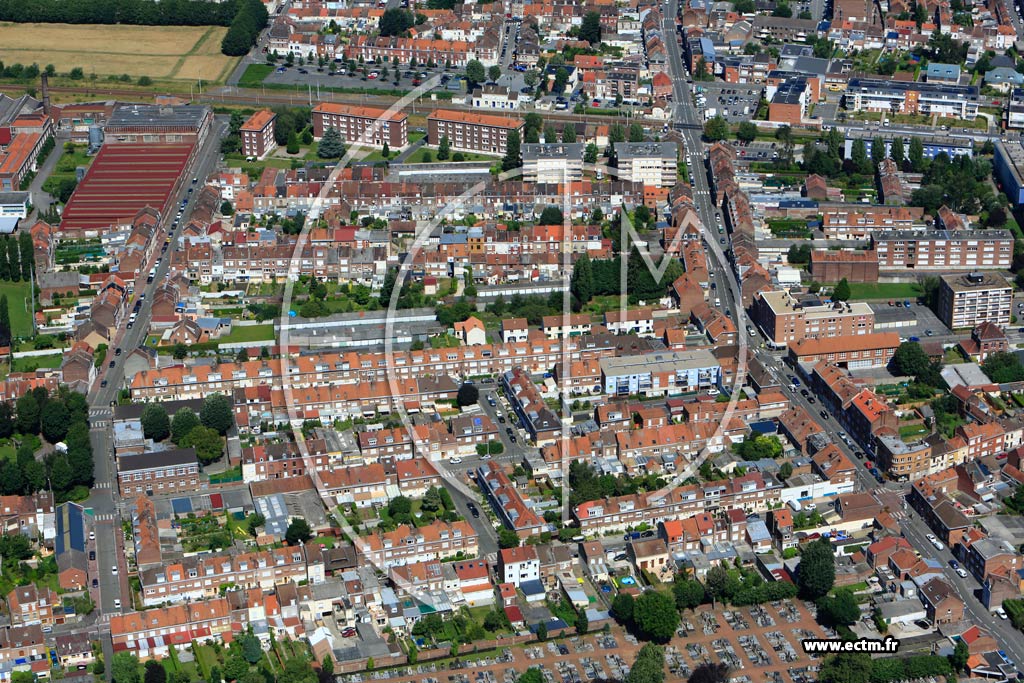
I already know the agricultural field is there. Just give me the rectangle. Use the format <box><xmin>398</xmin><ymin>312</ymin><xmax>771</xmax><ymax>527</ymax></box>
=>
<box><xmin>0</xmin><ymin>23</ymin><xmax>237</xmax><ymax>82</ymax></box>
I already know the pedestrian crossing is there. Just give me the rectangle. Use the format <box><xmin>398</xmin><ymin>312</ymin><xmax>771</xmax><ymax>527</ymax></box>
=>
<box><xmin>89</xmin><ymin>408</ymin><xmax>112</xmax><ymax>417</ymax></box>
<box><xmin>91</xmin><ymin>420</ymin><xmax>109</xmax><ymax>429</ymax></box>
<box><xmin>93</xmin><ymin>513</ymin><xmax>117</xmax><ymax>522</ymax></box>
<box><xmin>93</xmin><ymin>482</ymin><xmax>112</xmax><ymax>490</ymax></box>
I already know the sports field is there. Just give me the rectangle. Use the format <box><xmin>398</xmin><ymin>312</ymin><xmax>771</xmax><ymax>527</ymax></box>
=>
<box><xmin>0</xmin><ymin>23</ymin><xmax>238</xmax><ymax>82</ymax></box>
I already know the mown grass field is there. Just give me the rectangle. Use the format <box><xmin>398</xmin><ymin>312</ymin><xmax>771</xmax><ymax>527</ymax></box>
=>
<box><xmin>0</xmin><ymin>23</ymin><xmax>237</xmax><ymax>82</ymax></box>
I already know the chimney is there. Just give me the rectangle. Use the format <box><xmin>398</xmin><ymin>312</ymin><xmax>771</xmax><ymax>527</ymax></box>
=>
<box><xmin>40</xmin><ymin>73</ymin><xmax>50</xmax><ymax>116</ymax></box>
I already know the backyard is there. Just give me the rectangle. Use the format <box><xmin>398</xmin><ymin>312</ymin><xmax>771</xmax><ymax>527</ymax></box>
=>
<box><xmin>0</xmin><ymin>280</ymin><xmax>35</xmax><ymax>337</ymax></box>
<box><xmin>844</xmin><ymin>282</ymin><xmax>923</xmax><ymax>301</ymax></box>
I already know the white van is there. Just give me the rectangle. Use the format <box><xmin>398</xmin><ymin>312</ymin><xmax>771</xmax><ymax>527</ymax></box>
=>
<box><xmin>714</xmin><ymin>298</ymin><xmax>721</xmax><ymax>307</ymax></box>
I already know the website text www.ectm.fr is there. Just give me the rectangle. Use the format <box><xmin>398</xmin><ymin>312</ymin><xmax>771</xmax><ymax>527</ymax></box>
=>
<box><xmin>802</xmin><ymin>637</ymin><xmax>901</xmax><ymax>654</ymax></box>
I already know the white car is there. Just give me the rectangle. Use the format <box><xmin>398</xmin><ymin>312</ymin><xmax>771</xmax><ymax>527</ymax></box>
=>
<box><xmin>996</xmin><ymin>607</ymin><xmax>1009</xmax><ymax>620</ymax></box>
<box><xmin>449</xmin><ymin>457</ymin><xmax>463</xmax><ymax>464</ymax></box>
<box><xmin>931</xmin><ymin>539</ymin><xmax>945</xmax><ymax>551</ymax></box>
<box><xmin>114</xmin><ymin>599</ymin><xmax>121</xmax><ymax>609</ymax></box>
<box><xmin>926</xmin><ymin>533</ymin><xmax>937</xmax><ymax>543</ymax></box>
<box><xmin>112</xmin><ymin>565</ymin><xmax>118</xmax><ymax>575</ymax></box>
<box><xmin>956</xmin><ymin>568</ymin><xmax>968</xmax><ymax>578</ymax></box>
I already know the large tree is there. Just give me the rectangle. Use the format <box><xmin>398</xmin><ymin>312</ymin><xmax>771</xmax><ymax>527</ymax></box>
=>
<box><xmin>798</xmin><ymin>537</ymin><xmax>836</xmax><ymax>600</ymax></box>
<box><xmin>0</xmin><ymin>294</ymin><xmax>10</xmax><ymax>346</ymax></box>
<box><xmin>579</xmin><ymin>11</ymin><xmax>602</xmax><ymax>44</ymax></box>
<box><xmin>627</xmin><ymin>643</ymin><xmax>665</xmax><ymax>683</ymax></box>
<box><xmin>200</xmin><ymin>393</ymin><xmax>234</xmax><ymax>435</ymax></box>
<box><xmin>689</xmin><ymin>663</ymin><xmax>730</xmax><ymax>683</ymax></box>
<box><xmin>456</xmin><ymin>383</ymin><xmax>479</xmax><ymax>407</ymax></box>
<box><xmin>141</xmin><ymin>403</ymin><xmax>170</xmax><ymax>442</ymax></box>
<box><xmin>632</xmin><ymin>590</ymin><xmax>680</xmax><ymax>643</ymax></box>
<box><xmin>703</xmin><ymin>116</ymin><xmax>729</xmax><ymax>142</ymax></box>
<box><xmin>673</xmin><ymin>578</ymin><xmax>706</xmax><ymax>610</ymax></box>
<box><xmin>379</xmin><ymin>8</ymin><xmax>414</xmax><ymax>36</ymax></box>
<box><xmin>285</xmin><ymin>518</ymin><xmax>313</xmax><ymax>545</ymax></box>
<box><xmin>112</xmin><ymin>653</ymin><xmax>141</xmax><ymax>683</ymax></box>
<box><xmin>171</xmin><ymin>407</ymin><xmax>201</xmax><ymax>444</ymax></box>
<box><xmin>501</xmin><ymin>130</ymin><xmax>522</xmax><ymax>171</ymax></box>
<box><xmin>465</xmin><ymin>59</ymin><xmax>485</xmax><ymax>85</ymax></box>
<box><xmin>571</xmin><ymin>253</ymin><xmax>594</xmax><ymax>308</ymax></box>
<box><xmin>40</xmin><ymin>400</ymin><xmax>70</xmax><ymax>444</ymax></box>
<box><xmin>832</xmin><ymin>277</ymin><xmax>851</xmax><ymax>302</ymax></box>
<box><xmin>180</xmin><ymin>425</ymin><xmax>223</xmax><ymax>465</ymax></box>
<box><xmin>890</xmin><ymin>342</ymin><xmax>930</xmax><ymax>378</ymax></box>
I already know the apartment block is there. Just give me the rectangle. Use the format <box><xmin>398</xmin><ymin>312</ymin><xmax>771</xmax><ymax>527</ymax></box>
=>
<box><xmin>311</xmin><ymin>102</ymin><xmax>408</xmax><ymax>148</ymax></box>
<box><xmin>751</xmin><ymin>290</ymin><xmax>874</xmax><ymax>348</ymax></box>
<box><xmin>427</xmin><ymin>109</ymin><xmax>524</xmax><ymax>155</ymax></box>
<box><xmin>994</xmin><ymin>138</ymin><xmax>1024</xmax><ymax>206</ymax></box>
<box><xmin>599</xmin><ymin>349</ymin><xmax>720</xmax><ymax>397</ymax></box>
<box><xmin>871</xmin><ymin>230</ymin><xmax>1013</xmax><ymax>271</ymax></box>
<box><xmin>117</xmin><ymin>448</ymin><xmax>200</xmax><ymax>496</ymax></box>
<box><xmin>522</xmin><ymin>142</ymin><xmax>585</xmax><ymax>183</ymax></box>
<box><xmin>361</xmin><ymin>520</ymin><xmax>478</xmax><ymax>568</ymax></box>
<box><xmin>541</xmin><ymin>313</ymin><xmax>592</xmax><ymax>339</ymax></box>
<box><xmin>808</xmin><ymin>250</ymin><xmax>879</xmax><ymax>283</ymax></box>
<box><xmin>614</xmin><ymin>142</ymin><xmax>678</xmax><ymax>188</ymax></box>
<box><xmin>937</xmin><ymin>272</ymin><xmax>1012</xmax><ymax>329</ymax></box>
<box><xmin>843</xmin><ymin>78</ymin><xmax>980</xmax><ymax>119</ymax></box>
<box><xmin>240</xmin><ymin>109</ymin><xmax>277</xmax><ymax>160</ymax></box>
<box><xmin>788</xmin><ymin>332</ymin><xmax>900</xmax><ymax>369</ymax></box>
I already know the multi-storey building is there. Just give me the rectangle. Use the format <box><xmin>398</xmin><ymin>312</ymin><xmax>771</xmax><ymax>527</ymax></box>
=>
<box><xmin>240</xmin><ymin>109</ymin><xmax>277</xmax><ymax>160</ymax></box>
<box><xmin>871</xmin><ymin>230</ymin><xmax>1013</xmax><ymax>271</ymax></box>
<box><xmin>501</xmin><ymin>367</ymin><xmax>561</xmax><ymax>445</ymax></box>
<box><xmin>104</xmin><ymin>103</ymin><xmax>213</xmax><ymax>145</ymax></box>
<box><xmin>522</xmin><ymin>143</ymin><xmax>585</xmax><ymax>183</ymax></box>
<box><xmin>600</xmin><ymin>350</ymin><xmax>720</xmax><ymax>397</ymax></box>
<box><xmin>751</xmin><ymin>290</ymin><xmax>875</xmax><ymax>348</ymax></box>
<box><xmin>994</xmin><ymin>138</ymin><xmax>1024</xmax><ymax>206</ymax></box>
<box><xmin>614</xmin><ymin>142</ymin><xmax>678</xmax><ymax>188</ymax></box>
<box><xmin>427</xmin><ymin>110</ymin><xmax>524</xmax><ymax>155</ymax></box>
<box><xmin>111</xmin><ymin>598</ymin><xmax>233</xmax><ymax>660</ymax></box>
<box><xmin>498</xmin><ymin>546</ymin><xmax>540</xmax><ymax>587</ymax></box>
<box><xmin>788</xmin><ymin>332</ymin><xmax>900</xmax><ymax>369</ymax></box>
<box><xmin>540</xmin><ymin>313</ymin><xmax>592</xmax><ymax>339</ymax></box>
<box><xmin>843</xmin><ymin>78</ymin><xmax>980</xmax><ymax>119</ymax></box>
<box><xmin>117</xmin><ymin>449</ymin><xmax>200</xmax><ymax>496</ymax></box>
<box><xmin>844</xmin><ymin>129</ymin><xmax>973</xmax><ymax>160</ymax></box>
<box><xmin>937</xmin><ymin>272</ymin><xmax>1012</xmax><ymax>329</ymax></box>
<box><xmin>311</xmin><ymin>102</ymin><xmax>408</xmax><ymax>149</ymax></box>
<box><xmin>477</xmin><ymin>462</ymin><xmax>544</xmax><ymax>538</ymax></box>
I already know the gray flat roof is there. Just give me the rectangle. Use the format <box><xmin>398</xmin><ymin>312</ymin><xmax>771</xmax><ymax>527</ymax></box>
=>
<box><xmin>940</xmin><ymin>272</ymin><xmax>1011</xmax><ymax>292</ymax></box>
<box><xmin>0</xmin><ymin>191</ymin><xmax>29</xmax><ymax>205</ymax></box>
<box><xmin>119</xmin><ymin>448</ymin><xmax>198</xmax><ymax>472</ymax></box>
<box><xmin>600</xmin><ymin>349</ymin><xmax>718</xmax><ymax>375</ymax></box>
<box><xmin>108</xmin><ymin>104</ymin><xmax>210</xmax><ymax>129</ymax></box>
<box><xmin>615</xmin><ymin>141</ymin><xmax>677</xmax><ymax>160</ymax></box>
<box><xmin>522</xmin><ymin>142</ymin><xmax>585</xmax><ymax>159</ymax></box>
<box><xmin>873</xmin><ymin>229</ymin><xmax>1012</xmax><ymax>242</ymax></box>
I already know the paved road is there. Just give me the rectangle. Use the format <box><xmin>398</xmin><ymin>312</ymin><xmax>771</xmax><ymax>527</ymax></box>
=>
<box><xmin>25</xmin><ymin>133</ymin><xmax>66</xmax><ymax>217</ymax></box>
<box><xmin>85</xmin><ymin>118</ymin><xmax>227</xmax><ymax>677</ymax></box>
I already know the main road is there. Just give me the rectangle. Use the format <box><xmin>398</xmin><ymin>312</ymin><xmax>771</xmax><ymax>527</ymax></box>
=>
<box><xmin>86</xmin><ymin>117</ymin><xmax>228</xmax><ymax>676</ymax></box>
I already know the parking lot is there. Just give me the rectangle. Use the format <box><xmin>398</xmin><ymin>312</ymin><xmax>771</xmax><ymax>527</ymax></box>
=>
<box><xmin>869</xmin><ymin>302</ymin><xmax>951</xmax><ymax>341</ymax></box>
<box><xmin>695</xmin><ymin>82</ymin><xmax>764</xmax><ymax>123</ymax></box>
<box><xmin>262</xmin><ymin>63</ymin><xmax>454</xmax><ymax>93</ymax></box>
<box><xmin>336</xmin><ymin>600</ymin><xmax>831</xmax><ymax>683</ymax></box>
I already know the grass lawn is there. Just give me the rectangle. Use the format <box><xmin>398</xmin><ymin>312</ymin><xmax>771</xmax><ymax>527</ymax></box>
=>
<box><xmin>0</xmin><ymin>443</ymin><xmax>14</xmax><ymax>462</ymax></box>
<box><xmin>0</xmin><ymin>23</ymin><xmax>236</xmax><ymax>82</ymax></box>
<box><xmin>845</xmin><ymin>282</ymin><xmax>923</xmax><ymax>301</ymax></box>
<box><xmin>0</xmin><ymin>280</ymin><xmax>34</xmax><ymax>338</ymax></box>
<box><xmin>404</xmin><ymin>147</ymin><xmax>499</xmax><ymax>164</ymax></box>
<box><xmin>899</xmin><ymin>424</ymin><xmax>929</xmax><ymax>441</ymax></box>
<box><xmin>218</xmin><ymin>324</ymin><xmax>275</xmax><ymax>344</ymax></box>
<box><xmin>238</xmin><ymin>63</ymin><xmax>274</xmax><ymax>88</ymax></box>
<box><xmin>12</xmin><ymin>353</ymin><xmax>63</xmax><ymax>373</ymax></box>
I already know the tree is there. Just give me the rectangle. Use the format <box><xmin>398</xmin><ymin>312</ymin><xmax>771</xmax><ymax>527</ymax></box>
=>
<box><xmin>539</xmin><ymin>205</ymin><xmax>564</xmax><ymax>225</ymax></box>
<box><xmin>562</xmin><ymin>125</ymin><xmax>576</xmax><ymax>143</ymax></box>
<box><xmin>456</xmin><ymin>383</ymin><xmax>479</xmax><ymax>407</ymax></box>
<box><xmin>871</xmin><ymin>136</ymin><xmax>886</xmax><ymax>167</ymax></box>
<box><xmin>144</xmin><ymin>660</ymin><xmax>167</xmax><ymax>683</ymax></box>
<box><xmin>317</xmin><ymin>127</ymin><xmax>345</xmax><ymax>159</ymax></box>
<box><xmin>381</xmin><ymin>141</ymin><xmax>390</xmax><ymax>159</ymax></box>
<box><xmin>498</xmin><ymin>527</ymin><xmax>520</xmax><ymax>549</ymax></box>
<box><xmin>950</xmin><ymin>640</ymin><xmax>969</xmax><ymax>672</ymax></box>
<box><xmin>704</xmin><ymin>116</ymin><xmax>729</xmax><ymax>142</ymax></box>
<box><xmin>584</xmin><ymin>143</ymin><xmax>599</xmax><ymax>164</ymax></box>
<box><xmin>632</xmin><ymin>591</ymin><xmax>680</xmax><ymax>643</ymax></box>
<box><xmin>890</xmin><ymin>342</ymin><xmax>930</xmax><ymax>378</ymax></box>
<box><xmin>536</xmin><ymin>621</ymin><xmax>548</xmax><ymax>641</ymax></box>
<box><xmin>850</xmin><ymin>138</ymin><xmax>870</xmax><ymax>175</ymax></box>
<box><xmin>736</xmin><ymin>121</ymin><xmax>757</xmax><ymax>143</ymax></box>
<box><xmin>172</xmin><ymin>342</ymin><xmax>188</xmax><ymax>359</ymax></box>
<box><xmin>553</xmin><ymin>66</ymin><xmax>569</xmax><ymax>94</ymax></box>
<box><xmin>908</xmin><ymin>136</ymin><xmax>924</xmax><ymax>172</ymax></box>
<box><xmin>627</xmin><ymin>643</ymin><xmax>666</xmax><ymax>683</ymax></box>
<box><xmin>832</xmin><ymin>278</ymin><xmax>851</xmax><ymax>302</ymax></box>
<box><xmin>180</xmin><ymin>425</ymin><xmax>223</xmax><ymax>465</ymax></box>
<box><xmin>380</xmin><ymin>8</ymin><xmax>414</xmax><ymax>35</ymax></box>
<box><xmin>629</xmin><ymin>123</ymin><xmax>645</xmax><ymax>142</ymax></box>
<box><xmin>779</xmin><ymin>461</ymin><xmax>793</xmax><ymax>480</ymax></box>
<box><xmin>733</xmin><ymin>434</ymin><xmax>783</xmax><ymax>461</ymax></box>
<box><xmin>816</xmin><ymin>588</ymin><xmax>860</xmax><ymax>627</ymax></box>
<box><xmin>544</xmin><ymin>124</ymin><xmax>559</xmax><ymax>144</ymax></box>
<box><xmin>286</xmin><ymin>518</ymin><xmax>313</xmax><ymax>545</ymax></box>
<box><xmin>580</xmin><ymin>11</ymin><xmax>602</xmax><ymax>44</ymax></box>
<box><xmin>787</xmin><ymin>244</ymin><xmax>811</xmax><ymax>264</ymax></box>
<box><xmin>689</xmin><ymin>663</ymin><xmax>730</xmax><ymax>683</ymax></box>
<box><xmin>798</xmin><ymin>537</ymin><xmax>836</xmax><ymax>600</ymax></box>
<box><xmin>517</xmin><ymin>669</ymin><xmax>544</xmax><ymax>683</ymax></box>
<box><xmin>113</xmin><ymin>653</ymin><xmax>141</xmax><ymax>683</ymax></box>
<box><xmin>820</xmin><ymin>653</ymin><xmax>872</xmax><ymax>683</ymax></box>
<box><xmin>437</xmin><ymin>135</ymin><xmax>450</xmax><ymax>160</ymax></box>
<box><xmin>286</xmin><ymin>130</ymin><xmax>299</xmax><ymax>154</ymax></box>
<box><xmin>15</xmin><ymin>391</ymin><xmax>40</xmax><ymax>435</ymax></box>
<box><xmin>612</xmin><ymin>593</ymin><xmax>635</xmax><ymax>623</ymax></box>
<box><xmin>502</xmin><ymin>130</ymin><xmax>522</xmax><ymax>171</ymax></box>
<box><xmin>18</xmin><ymin>232</ymin><xmax>31</xmax><ymax>281</ymax></box>
<box><xmin>465</xmin><ymin>59</ymin><xmax>485</xmax><ymax>85</ymax></box>
<box><xmin>40</xmin><ymin>400</ymin><xmax>70</xmax><ymax>444</ymax></box>
<box><xmin>239</xmin><ymin>632</ymin><xmax>263</xmax><ymax>664</ymax></box>
<box><xmin>773</xmin><ymin>1</ymin><xmax>793</xmax><ymax>15</ymax></box>
<box><xmin>673</xmin><ymin>578</ymin><xmax>706</xmax><ymax>610</ymax></box>
<box><xmin>571</xmin><ymin>253</ymin><xmax>594</xmax><ymax>308</ymax></box>
<box><xmin>141</xmin><ymin>403</ymin><xmax>170</xmax><ymax>442</ymax></box>
<box><xmin>890</xmin><ymin>136</ymin><xmax>905</xmax><ymax>167</ymax></box>
<box><xmin>488</xmin><ymin>65</ymin><xmax>501</xmax><ymax>82</ymax></box>
<box><xmin>0</xmin><ymin>295</ymin><xmax>10</xmax><ymax>347</ymax></box>
<box><xmin>705</xmin><ymin>565</ymin><xmax>729</xmax><ymax>607</ymax></box>
<box><xmin>576</xmin><ymin>606</ymin><xmax>589</xmax><ymax>634</ymax></box>
<box><xmin>200</xmin><ymin>393</ymin><xmax>234</xmax><ymax>435</ymax></box>
<box><xmin>982</xmin><ymin>351</ymin><xmax>1024</xmax><ymax>383</ymax></box>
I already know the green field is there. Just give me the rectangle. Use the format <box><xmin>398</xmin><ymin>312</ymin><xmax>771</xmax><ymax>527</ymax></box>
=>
<box><xmin>218</xmin><ymin>323</ymin><xmax>275</xmax><ymax>344</ymax></box>
<box><xmin>12</xmin><ymin>353</ymin><xmax>62</xmax><ymax>373</ymax></box>
<box><xmin>844</xmin><ymin>282</ymin><xmax>923</xmax><ymax>301</ymax></box>
<box><xmin>0</xmin><ymin>280</ymin><xmax>34</xmax><ymax>338</ymax></box>
<box><xmin>238</xmin><ymin>63</ymin><xmax>273</xmax><ymax>88</ymax></box>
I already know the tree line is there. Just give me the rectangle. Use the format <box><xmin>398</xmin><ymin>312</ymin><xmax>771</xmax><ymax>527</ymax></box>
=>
<box><xmin>0</xmin><ymin>233</ymin><xmax>35</xmax><ymax>283</ymax></box>
<box><xmin>0</xmin><ymin>0</ymin><xmax>237</xmax><ymax>27</ymax></box>
<box><xmin>220</xmin><ymin>0</ymin><xmax>269</xmax><ymax>57</ymax></box>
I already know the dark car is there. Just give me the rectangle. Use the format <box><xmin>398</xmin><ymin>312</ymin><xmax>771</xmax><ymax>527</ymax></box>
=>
<box><xmin>510</xmin><ymin>435</ymin><xmax>517</xmax><ymax>443</ymax></box>
<box><xmin>467</xmin><ymin>503</ymin><xmax>480</xmax><ymax>518</ymax></box>
<box><xmin>506</xmin><ymin>427</ymin><xmax>514</xmax><ymax>435</ymax></box>
<box><xmin>109</xmin><ymin>360</ymin><xmax>115</xmax><ymax>368</ymax></box>
<box><xmin>100</xmin><ymin>380</ymin><xmax>108</xmax><ymax>388</ymax></box>
<box><xmin>558</xmin><ymin>646</ymin><xmax>570</xmax><ymax>656</ymax></box>
<box><xmin>89</xmin><ymin>551</ymin><xmax>96</xmax><ymax>561</ymax></box>
<box><xmin>819</xmin><ymin>410</ymin><xmax>829</xmax><ymax>420</ymax></box>
<box><xmin>800</xmin><ymin>389</ymin><xmax>809</xmax><ymax>397</ymax></box>
<box><xmin>115</xmin><ymin>348</ymin><xmax>122</xmax><ymax>356</ymax></box>
<box><xmin>640</xmin><ymin>530</ymin><xmax>654</xmax><ymax>538</ymax></box>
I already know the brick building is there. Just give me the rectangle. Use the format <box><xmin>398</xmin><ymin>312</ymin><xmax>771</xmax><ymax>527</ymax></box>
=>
<box><xmin>751</xmin><ymin>290</ymin><xmax>875</xmax><ymax>348</ymax></box>
<box><xmin>311</xmin><ymin>102</ymin><xmax>408</xmax><ymax>148</ymax></box>
<box><xmin>937</xmin><ymin>272</ymin><xmax>1012</xmax><ymax>329</ymax></box>
<box><xmin>808</xmin><ymin>250</ymin><xmax>879</xmax><ymax>283</ymax></box>
<box><xmin>117</xmin><ymin>448</ymin><xmax>200</xmax><ymax>496</ymax></box>
<box><xmin>872</xmin><ymin>230</ymin><xmax>1013</xmax><ymax>271</ymax></box>
<box><xmin>240</xmin><ymin>109</ymin><xmax>277</xmax><ymax>160</ymax></box>
<box><xmin>427</xmin><ymin>109</ymin><xmax>524</xmax><ymax>155</ymax></box>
